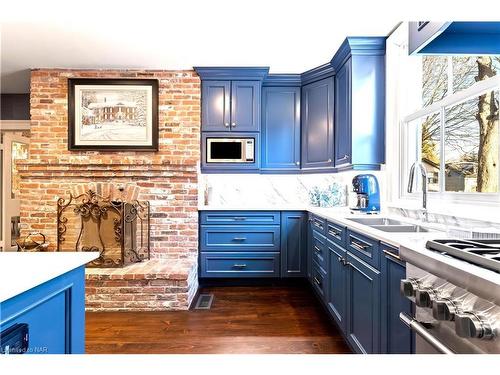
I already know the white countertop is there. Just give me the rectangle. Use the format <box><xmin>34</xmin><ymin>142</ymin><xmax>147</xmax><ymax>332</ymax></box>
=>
<box><xmin>0</xmin><ymin>252</ymin><xmax>99</xmax><ymax>303</ymax></box>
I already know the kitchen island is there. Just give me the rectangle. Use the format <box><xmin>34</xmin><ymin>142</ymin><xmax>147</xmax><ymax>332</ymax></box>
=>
<box><xmin>0</xmin><ymin>252</ymin><xmax>98</xmax><ymax>354</ymax></box>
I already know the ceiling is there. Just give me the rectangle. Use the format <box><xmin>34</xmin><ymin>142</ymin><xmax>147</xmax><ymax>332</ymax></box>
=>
<box><xmin>2</xmin><ymin>0</ymin><xmax>496</xmax><ymax>93</ymax></box>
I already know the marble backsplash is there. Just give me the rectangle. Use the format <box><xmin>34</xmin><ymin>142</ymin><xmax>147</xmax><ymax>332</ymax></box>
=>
<box><xmin>199</xmin><ymin>171</ymin><xmax>385</xmax><ymax>208</ymax></box>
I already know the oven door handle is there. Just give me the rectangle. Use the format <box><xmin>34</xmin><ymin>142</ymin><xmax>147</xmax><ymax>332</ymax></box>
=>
<box><xmin>399</xmin><ymin>313</ymin><xmax>455</xmax><ymax>354</ymax></box>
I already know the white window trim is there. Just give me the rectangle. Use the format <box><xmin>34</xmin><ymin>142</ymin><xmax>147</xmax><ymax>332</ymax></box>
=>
<box><xmin>400</xmin><ymin>75</ymin><xmax>500</xmax><ymax>205</ymax></box>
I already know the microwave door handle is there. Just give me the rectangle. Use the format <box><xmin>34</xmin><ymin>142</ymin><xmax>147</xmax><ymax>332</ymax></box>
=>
<box><xmin>399</xmin><ymin>313</ymin><xmax>454</xmax><ymax>354</ymax></box>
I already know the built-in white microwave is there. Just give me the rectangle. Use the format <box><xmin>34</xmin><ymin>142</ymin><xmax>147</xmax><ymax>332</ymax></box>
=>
<box><xmin>206</xmin><ymin>137</ymin><xmax>255</xmax><ymax>163</ymax></box>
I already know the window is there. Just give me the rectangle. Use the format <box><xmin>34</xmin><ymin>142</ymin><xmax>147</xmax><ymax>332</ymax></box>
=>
<box><xmin>403</xmin><ymin>56</ymin><xmax>500</xmax><ymax>199</ymax></box>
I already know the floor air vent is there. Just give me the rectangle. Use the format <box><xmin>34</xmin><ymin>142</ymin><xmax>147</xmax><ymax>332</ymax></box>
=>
<box><xmin>194</xmin><ymin>294</ymin><xmax>214</xmax><ymax>310</ymax></box>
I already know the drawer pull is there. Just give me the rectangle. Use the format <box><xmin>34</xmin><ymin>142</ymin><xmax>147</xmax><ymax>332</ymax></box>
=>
<box><xmin>313</xmin><ymin>276</ymin><xmax>322</xmax><ymax>286</ymax></box>
<box><xmin>383</xmin><ymin>249</ymin><xmax>401</xmax><ymax>261</ymax></box>
<box><xmin>329</xmin><ymin>227</ymin><xmax>341</xmax><ymax>237</ymax></box>
<box><xmin>314</xmin><ymin>245</ymin><xmax>322</xmax><ymax>253</ymax></box>
<box><xmin>232</xmin><ymin>237</ymin><xmax>247</xmax><ymax>241</ymax></box>
<box><xmin>313</xmin><ymin>220</ymin><xmax>324</xmax><ymax>229</ymax></box>
<box><xmin>233</xmin><ymin>217</ymin><xmax>247</xmax><ymax>221</ymax></box>
<box><xmin>350</xmin><ymin>239</ymin><xmax>370</xmax><ymax>252</ymax></box>
<box><xmin>233</xmin><ymin>264</ymin><xmax>247</xmax><ymax>268</ymax></box>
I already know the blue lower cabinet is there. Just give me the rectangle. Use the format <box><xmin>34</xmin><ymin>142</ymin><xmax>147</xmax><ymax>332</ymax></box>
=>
<box><xmin>281</xmin><ymin>212</ymin><xmax>307</xmax><ymax>277</ymax></box>
<box><xmin>200</xmin><ymin>211</ymin><xmax>280</xmax><ymax>225</ymax></box>
<box><xmin>346</xmin><ymin>252</ymin><xmax>381</xmax><ymax>354</ymax></box>
<box><xmin>200</xmin><ymin>225</ymin><xmax>280</xmax><ymax>252</ymax></box>
<box><xmin>381</xmin><ymin>244</ymin><xmax>414</xmax><ymax>354</ymax></box>
<box><xmin>200</xmin><ymin>252</ymin><xmax>280</xmax><ymax>278</ymax></box>
<box><xmin>327</xmin><ymin>239</ymin><xmax>348</xmax><ymax>332</ymax></box>
<box><xmin>0</xmin><ymin>267</ymin><xmax>86</xmax><ymax>354</ymax></box>
<box><xmin>311</xmin><ymin>261</ymin><xmax>329</xmax><ymax>303</ymax></box>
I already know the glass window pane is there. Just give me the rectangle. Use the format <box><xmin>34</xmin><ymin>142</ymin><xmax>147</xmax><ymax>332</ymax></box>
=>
<box><xmin>444</xmin><ymin>91</ymin><xmax>499</xmax><ymax>193</ymax></box>
<box><xmin>407</xmin><ymin>112</ymin><xmax>441</xmax><ymax>193</ymax></box>
<box><xmin>453</xmin><ymin>56</ymin><xmax>500</xmax><ymax>93</ymax></box>
<box><xmin>422</xmin><ymin>56</ymin><xmax>448</xmax><ymax>107</ymax></box>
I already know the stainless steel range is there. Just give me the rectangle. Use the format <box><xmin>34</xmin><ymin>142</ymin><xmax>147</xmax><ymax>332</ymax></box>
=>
<box><xmin>399</xmin><ymin>238</ymin><xmax>500</xmax><ymax>354</ymax></box>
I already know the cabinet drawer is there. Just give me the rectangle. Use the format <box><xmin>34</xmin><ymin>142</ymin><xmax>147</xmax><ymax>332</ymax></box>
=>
<box><xmin>200</xmin><ymin>252</ymin><xmax>280</xmax><ymax>278</ymax></box>
<box><xmin>200</xmin><ymin>225</ymin><xmax>280</xmax><ymax>252</ymax></box>
<box><xmin>310</xmin><ymin>214</ymin><xmax>326</xmax><ymax>235</ymax></box>
<box><xmin>200</xmin><ymin>211</ymin><xmax>280</xmax><ymax>225</ymax></box>
<box><xmin>311</xmin><ymin>261</ymin><xmax>328</xmax><ymax>303</ymax></box>
<box><xmin>347</xmin><ymin>230</ymin><xmax>380</xmax><ymax>269</ymax></box>
<box><xmin>326</xmin><ymin>221</ymin><xmax>346</xmax><ymax>247</ymax></box>
<box><xmin>311</xmin><ymin>229</ymin><xmax>327</xmax><ymax>270</ymax></box>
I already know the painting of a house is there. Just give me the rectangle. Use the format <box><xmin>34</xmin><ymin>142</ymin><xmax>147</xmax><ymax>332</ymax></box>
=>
<box><xmin>68</xmin><ymin>79</ymin><xmax>158</xmax><ymax>150</ymax></box>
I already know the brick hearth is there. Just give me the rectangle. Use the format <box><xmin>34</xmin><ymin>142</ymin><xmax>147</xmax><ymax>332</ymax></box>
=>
<box><xmin>85</xmin><ymin>259</ymin><xmax>198</xmax><ymax>311</ymax></box>
<box><xmin>19</xmin><ymin>68</ymin><xmax>201</xmax><ymax>311</ymax></box>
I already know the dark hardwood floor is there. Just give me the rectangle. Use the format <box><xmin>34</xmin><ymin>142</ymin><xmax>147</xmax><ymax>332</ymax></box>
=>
<box><xmin>85</xmin><ymin>285</ymin><xmax>351</xmax><ymax>354</ymax></box>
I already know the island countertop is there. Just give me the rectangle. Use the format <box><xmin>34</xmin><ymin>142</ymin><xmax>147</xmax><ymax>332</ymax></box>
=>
<box><xmin>0</xmin><ymin>252</ymin><xmax>99</xmax><ymax>303</ymax></box>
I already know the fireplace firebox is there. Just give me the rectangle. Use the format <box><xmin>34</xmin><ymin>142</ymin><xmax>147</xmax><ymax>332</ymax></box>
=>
<box><xmin>57</xmin><ymin>189</ymin><xmax>150</xmax><ymax>267</ymax></box>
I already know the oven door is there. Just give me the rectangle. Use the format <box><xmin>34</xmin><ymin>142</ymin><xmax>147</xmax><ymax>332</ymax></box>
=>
<box><xmin>206</xmin><ymin>138</ymin><xmax>254</xmax><ymax>163</ymax></box>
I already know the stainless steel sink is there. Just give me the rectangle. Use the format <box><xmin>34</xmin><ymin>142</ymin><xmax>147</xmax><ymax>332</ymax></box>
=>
<box><xmin>347</xmin><ymin>217</ymin><xmax>433</xmax><ymax>233</ymax></box>
<box><xmin>370</xmin><ymin>225</ymin><xmax>430</xmax><ymax>233</ymax></box>
<box><xmin>347</xmin><ymin>217</ymin><xmax>407</xmax><ymax>226</ymax></box>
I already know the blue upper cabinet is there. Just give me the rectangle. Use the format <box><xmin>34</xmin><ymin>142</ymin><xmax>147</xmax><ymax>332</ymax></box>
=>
<box><xmin>201</xmin><ymin>81</ymin><xmax>231</xmax><ymax>131</ymax></box>
<box><xmin>334</xmin><ymin>59</ymin><xmax>352</xmax><ymax>167</ymax></box>
<box><xmin>261</xmin><ymin>86</ymin><xmax>301</xmax><ymax>171</ymax></box>
<box><xmin>331</xmin><ymin>37</ymin><xmax>386</xmax><ymax>171</ymax></box>
<box><xmin>230</xmin><ymin>81</ymin><xmax>260</xmax><ymax>132</ymax></box>
<box><xmin>301</xmin><ymin>77</ymin><xmax>335</xmax><ymax>171</ymax></box>
<box><xmin>195</xmin><ymin>67</ymin><xmax>269</xmax><ymax>133</ymax></box>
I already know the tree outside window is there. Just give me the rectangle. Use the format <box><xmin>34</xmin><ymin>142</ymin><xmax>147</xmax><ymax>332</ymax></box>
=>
<box><xmin>419</xmin><ymin>56</ymin><xmax>499</xmax><ymax>193</ymax></box>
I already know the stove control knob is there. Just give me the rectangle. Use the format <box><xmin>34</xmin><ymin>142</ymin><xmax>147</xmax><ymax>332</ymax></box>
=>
<box><xmin>455</xmin><ymin>312</ymin><xmax>494</xmax><ymax>339</ymax></box>
<box><xmin>400</xmin><ymin>278</ymin><xmax>420</xmax><ymax>298</ymax></box>
<box><xmin>415</xmin><ymin>287</ymin><xmax>436</xmax><ymax>308</ymax></box>
<box><xmin>432</xmin><ymin>299</ymin><xmax>457</xmax><ymax>321</ymax></box>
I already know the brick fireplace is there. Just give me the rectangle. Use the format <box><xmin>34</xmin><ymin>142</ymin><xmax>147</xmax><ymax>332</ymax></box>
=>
<box><xmin>18</xmin><ymin>69</ymin><xmax>200</xmax><ymax>310</ymax></box>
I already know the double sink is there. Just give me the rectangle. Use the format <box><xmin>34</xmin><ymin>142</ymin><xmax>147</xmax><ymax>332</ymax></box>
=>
<box><xmin>347</xmin><ymin>217</ymin><xmax>432</xmax><ymax>233</ymax></box>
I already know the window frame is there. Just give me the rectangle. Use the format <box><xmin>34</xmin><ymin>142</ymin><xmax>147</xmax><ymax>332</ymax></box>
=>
<box><xmin>400</xmin><ymin>75</ymin><xmax>500</xmax><ymax>204</ymax></box>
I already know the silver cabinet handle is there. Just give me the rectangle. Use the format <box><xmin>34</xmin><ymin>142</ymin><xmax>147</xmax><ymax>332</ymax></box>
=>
<box><xmin>327</xmin><ymin>158</ymin><xmax>332</xmax><ymax>162</ymax></box>
<box><xmin>295</xmin><ymin>161</ymin><xmax>300</xmax><ymax>166</ymax></box>
<box><xmin>314</xmin><ymin>245</ymin><xmax>322</xmax><ymax>253</ymax></box>
<box><xmin>313</xmin><ymin>276</ymin><xmax>322</xmax><ymax>286</ymax></box>
<box><xmin>231</xmin><ymin>122</ymin><xmax>236</xmax><ymax>127</ymax></box>
<box><xmin>233</xmin><ymin>237</ymin><xmax>247</xmax><ymax>241</ymax></box>
<box><xmin>339</xmin><ymin>154</ymin><xmax>349</xmax><ymax>160</ymax></box>
<box><xmin>383</xmin><ymin>249</ymin><xmax>402</xmax><ymax>261</ymax></box>
<box><xmin>350</xmin><ymin>239</ymin><xmax>370</xmax><ymax>251</ymax></box>
<box><xmin>399</xmin><ymin>313</ymin><xmax>454</xmax><ymax>354</ymax></box>
<box><xmin>233</xmin><ymin>217</ymin><xmax>246</xmax><ymax>221</ymax></box>
<box><xmin>328</xmin><ymin>227</ymin><xmax>341</xmax><ymax>237</ymax></box>
<box><xmin>224</xmin><ymin>122</ymin><xmax>230</xmax><ymax>128</ymax></box>
<box><xmin>233</xmin><ymin>264</ymin><xmax>247</xmax><ymax>268</ymax></box>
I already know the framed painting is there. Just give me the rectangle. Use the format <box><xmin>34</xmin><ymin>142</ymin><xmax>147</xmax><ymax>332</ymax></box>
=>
<box><xmin>68</xmin><ymin>78</ymin><xmax>159</xmax><ymax>151</ymax></box>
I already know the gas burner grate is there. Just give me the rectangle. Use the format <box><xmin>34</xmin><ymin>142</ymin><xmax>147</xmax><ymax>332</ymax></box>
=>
<box><xmin>426</xmin><ymin>239</ymin><xmax>500</xmax><ymax>273</ymax></box>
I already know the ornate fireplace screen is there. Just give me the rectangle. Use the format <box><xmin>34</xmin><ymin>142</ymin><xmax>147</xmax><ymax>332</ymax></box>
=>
<box><xmin>57</xmin><ymin>189</ymin><xmax>150</xmax><ymax>267</ymax></box>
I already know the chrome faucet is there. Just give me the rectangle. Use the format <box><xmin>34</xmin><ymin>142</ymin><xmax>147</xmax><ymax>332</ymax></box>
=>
<box><xmin>407</xmin><ymin>161</ymin><xmax>428</xmax><ymax>221</ymax></box>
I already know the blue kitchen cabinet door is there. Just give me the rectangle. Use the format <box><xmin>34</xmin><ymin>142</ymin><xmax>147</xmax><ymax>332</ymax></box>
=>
<box><xmin>201</xmin><ymin>81</ymin><xmax>231</xmax><ymax>131</ymax></box>
<box><xmin>301</xmin><ymin>77</ymin><xmax>335</xmax><ymax>170</ymax></box>
<box><xmin>261</xmin><ymin>87</ymin><xmax>301</xmax><ymax>171</ymax></box>
<box><xmin>327</xmin><ymin>239</ymin><xmax>348</xmax><ymax>333</ymax></box>
<box><xmin>0</xmin><ymin>267</ymin><xmax>86</xmax><ymax>354</ymax></box>
<box><xmin>334</xmin><ymin>59</ymin><xmax>352</xmax><ymax>167</ymax></box>
<box><xmin>280</xmin><ymin>211</ymin><xmax>307</xmax><ymax>277</ymax></box>
<box><xmin>346</xmin><ymin>252</ymin><xmax>381</xmax><ymax>354</ymax></box>
<box><xmin>230</xmin><ymin>81</ymin><xmax>261</xmax><ymax>132</ymax></box>
<box><xmin>381</xmin><ymin>245</ymin><xmax>414</xmax><ymax>354</ymax></box>
<box><xmin>200</xmin><ymin>225</ymin><xmax>280</xmax><ymax>252</ymax></box>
